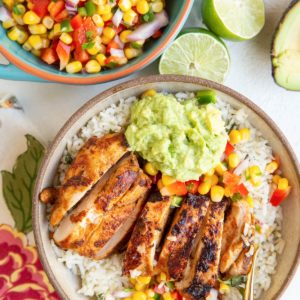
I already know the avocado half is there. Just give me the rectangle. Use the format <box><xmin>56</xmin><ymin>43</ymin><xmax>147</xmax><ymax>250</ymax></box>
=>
<box><xmin>271</xmin><ymin>0</ymin><xmax>300</xmax><ymax>91</ymax></box>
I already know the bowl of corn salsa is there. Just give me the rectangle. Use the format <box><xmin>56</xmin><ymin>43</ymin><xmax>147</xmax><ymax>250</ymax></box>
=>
<box><xmin>0</xmin><ymin>0</ymin><xmax>194</xmax><ymax>84</ymax></box>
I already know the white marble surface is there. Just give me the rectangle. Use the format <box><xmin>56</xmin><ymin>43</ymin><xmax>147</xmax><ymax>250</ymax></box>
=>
<box><xmin>0</xmin><ymin>0</ymin><xmax>299</xmax><ymax>298</ymax></box>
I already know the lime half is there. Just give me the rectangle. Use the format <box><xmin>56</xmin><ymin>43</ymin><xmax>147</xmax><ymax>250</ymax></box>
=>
<box><xmin>202</xmin><ymin>0</ymin><xmax>265</xmax><ymax>41</ymax></box>
<box><xmin>159</xmin><ymin>29</ymin><xmax>230</xmax><ymax>83</ymax></box>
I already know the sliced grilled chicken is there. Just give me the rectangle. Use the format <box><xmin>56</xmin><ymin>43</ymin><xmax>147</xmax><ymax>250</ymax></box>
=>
<box><xmin>156</xmin><ymin>194</ymin><xmax>210</xmax><ymax>281</ymax></box>
<box><xmin>80</xmin><ymin>172</ymin><xmax>152</xmax><ymax>259</ymax></box>
<box><xmin>177</xmin><ymin>200</ymin><xmax>227</xmax><ymax>300</ymax></box>
<box><xmin>123</xmin><ymin>193</ymin><xmax>172</xmax><ymax>276</ymax></box>
<box><xmin>50</xmin><ymin>133</ymin><xmax>129</xmax><ymax>226</ymax></box>
<box><xmin>219</xmin><ymin>200</ymin><xmax>252</xmax><ymax>274</ymax></box>
<box><xmin>53</xmin><ymin>154</ymin><xmax>139</xmax><ymax>250</ymax></box>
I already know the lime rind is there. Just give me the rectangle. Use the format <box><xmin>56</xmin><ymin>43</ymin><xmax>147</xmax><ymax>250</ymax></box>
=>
<box><xmin>159</xmin><ymin>31</ymin><xmax>230</xmax><ymax>83</ymax></box>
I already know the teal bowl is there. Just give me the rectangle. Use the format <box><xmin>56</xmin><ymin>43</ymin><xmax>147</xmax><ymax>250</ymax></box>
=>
<box><xmin>0</xmin><ymin>1</ymin><xmax>194</xmax><ymax>84</ymax></box>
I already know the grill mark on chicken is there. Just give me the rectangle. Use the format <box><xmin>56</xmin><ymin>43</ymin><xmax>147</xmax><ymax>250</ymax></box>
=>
<box><xmin>156</xmin><ymin>194</ymin><xmax>210</xmax><ymax>281</ymax></box>
<box><xmin>50</xmin><ymin>133</ymin><xmax>129</xmax><ymax>227</ymax></box>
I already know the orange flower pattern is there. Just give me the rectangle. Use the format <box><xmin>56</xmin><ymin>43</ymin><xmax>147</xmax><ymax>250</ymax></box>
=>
<box><xmin>0</xmin><ymin>224</ymin><xmax>60</xmax><ymax>300</ymax></box>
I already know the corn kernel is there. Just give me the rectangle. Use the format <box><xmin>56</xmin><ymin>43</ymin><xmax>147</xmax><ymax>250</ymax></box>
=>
<box><xmin>28</xmin><ymin>24</ymin><xmax>47</xmax><ymax>35</ymax></box>
<box><xmin>53</xmin><ymin>23</ymin><xmax>61</xmax><ymax>36</ymax></box>
<box><xmin>23</xmin><ymin>10</ymin><xmax>41</xmax><ymax>25</ymax></box>
<box><xmin>141</xmin><ymin>89</ymin><xmax>156</xmax><ymax>98</ymax></box>
<box><xmin>135</xmin><ymin>282</ymin><xmax>146</xmax><ymax>291</ymax></box>
<box><xmin>66</xmin><ymin>61</ymin><xmax>83</xmax><ymax>73</ymax></box>
<box><xmin>124</xmin><ymin>47</ymin><xmax>141</xmax><ymax>59</ymax></box>
<box><xmin>102</xmin><ymin>11</ymin><xmax>113</xmax><ymax>21</ymax></box>
<box><xmin>22</xmin><ymin>40</ymin><xmax>32</xmax><ymax>51</ymax></box>
<box><xmin>96</xmin><ymin>53</ymin><xmax>107</xmax><ymax>66</ymax></box>
<box><xmin>157</xmin><ymin>179</ymin><xmax>164</xmax><ymax>190</ymax></box>
<box><xmin>204</xmin><ymin>174</ymin><xmax>218</xmax><ymax>186</ymax></box>
<box><xmin>198</xmin><ymin>181</ymin><xmax>211</xmax><ymax>195</ymax></box>
<box><xmin>13</xmin><ymin>4</ymin><xmax>26</xmax><ymax>15</ymax></box>
<box><xmin>162</xmin><ymin>293</ymin><xmax>173</xmax><ymax>300</ymax></box>
<box><xmin>219</xmin><ymin>282</ymin><xmax>230</xmax><ymax>294</ymax></box>
<box><xmin>132</xmin><ymin>291</ymin><xmax>147</xmax><ymax>300</ymax></box>
<box><xmin>265</xmin><ymin>161</ymin><xmax>278</xmax><ymax>174</ymax></box>
<box><xmin>162</xmin><ymin>175</ymin><xmax>176</xmax><ymax>186</ymax></box>
<box><xmin>103</xmin><ymin>26</ymin><xmax>116</xmax><ymax>39</ymax></box>
<box><xmin>239</xmin><ymin>128</ymin><xmax>251</xmax><ymax>141</ymax></box>
<box><xmin>210</xmin><ymin>185</ymin><xmax>225</xmax><ymax>202</ymax></box>
<box><xmin>92</xmin><ymin>14</ymin><xmax>104</xmax><ymax>27</ymax></box>
<box><xmin>278</xmin><ymin>178</ymin><xmax>289</xmax><ymax>190</ymax></box>
<box><xmin>272</xmin><ymin>175</ymin><xmax>281</xmax><ymax>184</ymax></box>
<box><xmin>124</xmin><ymin>298</ymin><xmax>132</xmax><ymax>300</ymax></box>
<box><xmin>97</xmin><ymin>4</ymin><xmax>111</xmax><ymax>15</ymax></box>
<box><xmin>205</xmin><ymin>169</ymin><xmax>215</xmax><ymax>176</ymax></box>
<box><xmin>159</xmin><ymin>272</ymin><xmax>167</xmax><ymax>282</ymax></box>
<box><xmin>42</xmin><ymin>16</ymin><xmax>54</xmax><ymax>29</ymax></box>
<box><xmin>120</xmin><ymin>30</ymin><xmax>133</xmax><ymax>43</ymax></box>
<box><xmin>144</xmin><ymin>162</ymin><xmax>158</xmax><ymax>176</ymax></box>
<box><xmin>85</xmin><ymin>60</ymin><xmax>101</xmax><ymax>73</ymax></box>
<box><xmin>93</xmin><ymin>0</ymin><xmax>106</xmax><ymax>4</ymax></box>
<box><xmin>228</xmin><ymin>152</ymin><xmax>241</xmax><ymax>169</ymax></box>
<box><xmin>7</xmin><ymin>26</ymin><xmax>27</xmax><ymax>44</ymax></box>
<box><xmin>248</xmin><ymin>165</ymin><xmax>261</xmax><ymax>178</ymax></box>
<box><xmin>31</xmin><ymin>48</ymin><xmax>41</xmax><ymax>56</ymax></box>
<box><xmin>12</xmin><ymin>13</ymin><xmax>25</xmax><ymax>25</ymax></box>
<box><xmin>137</xmin><ymin>276</ymin><xmax>151</xmax><ymax>285</ymax></box>
<box><xmin>27</xmin><ymin>1</ymin><xmax>34</xmax><ymax>9</ymax></box>
<box><xmin>151</xmin><ymin>1</ymin><xmax>164</xmax><ymax>13</ymax></box>
<box><xmin>123</xmin><ymin>9</ymin><xmax>137</xmax><ymax>25</ymax></box>
<box><xmin>119</xmin><ymin>0</ymin><xmax>132</xmax><ymax>12</ymax></box>
<box><xmin>136</xmin><ymin>0</ymin><xmax>150</xmax><ymax>14</ymax></box>
<box><xmin>215</xmin><ymin>163</ymin><xmax>227</xmax><ymax>176</ymax></box>
<box><xmin>28</xmin><ymin>35</ymin><xmax>43</xmax><ymax>50</ymax></box>
<box><xmin>246</xmin><ymin>196</ymin><xmax>254</xmax><ymax>208</ymax></box>
<box><xmin>59</xmin><ymin>32</ymin><xmax>73</xmax><ymax>45</ymax></box>
<box><xmin>224</xmin><ymin>186</ymin><xmax>233</xmax><ymax>197</ymax></box>
<box><xmin>130</xmin><ymin>277</ymin><xmax>136</xmax><ymax>285</ymax></box>
<box><xmin>229</xmin><ymin>129</ymin><xmax>241</xmax><ymax>145</ymax></box>
<box><xmin>250</xmin><ymin>177</ymin><xmax>262</xmax><ymax>187</ymax></box>
<box><xmin>3</xmin><ymin>0</ymin><xmax>14</xmax><ymax>9</ymax></box>
<box><xmin>41</xmin><ymin>37</ymin><xmax>50</xmax><ymax>48</ymax></box>
<box><xmin>145</xmin><ymin>289</ymin><xmax>155</xmax><ymax>298</ymax></box>
<box><xmin>2</xmin><ymin>19</ymin><xmax>16</xmax><ymax>29</ymax></box>
<box><xmin>101</xmin><ymin>35</ymin><xmax>112</xmax><ymax>44</ymax></box>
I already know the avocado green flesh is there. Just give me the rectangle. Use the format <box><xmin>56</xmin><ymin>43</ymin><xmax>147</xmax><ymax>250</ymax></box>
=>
<box><xmin>125</xmin><ymin>93</ymin><xmax>227</xmax><ymax>182</ymax></box>
<box><xmin>272</xmin><ymin>1</ymin><xmax>300</xmax><ymax>90</ymax></box>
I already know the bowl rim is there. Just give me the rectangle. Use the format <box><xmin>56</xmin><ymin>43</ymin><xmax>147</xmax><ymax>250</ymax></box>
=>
<box><xmin>33</xmin><ymin>74</ymin><xmax>300</xmax><ymax>300</ymax></box>
<box><xmin>0</xmin><ymin>1</ymin><xmax>193</xmax><ymax>84</ymax></box>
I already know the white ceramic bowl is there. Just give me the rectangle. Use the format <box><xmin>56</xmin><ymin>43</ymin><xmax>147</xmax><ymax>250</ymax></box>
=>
<box><xmin>33</xmin><ymin>75</ymin><xmax>300</xmax><ymax>300</ymax></box>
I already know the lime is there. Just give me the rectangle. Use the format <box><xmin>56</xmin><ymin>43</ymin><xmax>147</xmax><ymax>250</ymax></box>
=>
<box><xmin>202</xmin><ymin>0</ymin><xmax>265</xmax><ymax>41</ymax></box>
<box><xmin>159</xmin><ymin>29</ymin><xmax>230</xmax><ymax>83</ymax></box>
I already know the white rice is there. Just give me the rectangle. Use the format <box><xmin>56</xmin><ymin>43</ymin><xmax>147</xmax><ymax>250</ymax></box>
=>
<box><xmin>53</xmin><ymin>92</ymin><xmax>283</xmax><ymax>300</ymax></box>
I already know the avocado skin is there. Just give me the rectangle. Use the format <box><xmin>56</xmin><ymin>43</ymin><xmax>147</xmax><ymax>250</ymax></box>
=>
<box><xmin>271</xmin><ymin>0</ymin><xmax>300</xmax><ymax>91</ymax></box>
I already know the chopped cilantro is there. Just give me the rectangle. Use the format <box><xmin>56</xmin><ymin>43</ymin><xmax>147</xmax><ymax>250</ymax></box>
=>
<box><xmin>231</xmin><ymin>192</ymin><xmax>243</xmax><ymax>202</ymax></box>
<box><xmin>82</xmin><ymin>41</ymin><xmax>95</xmax><ymax>49</ymax></box>
<box><xmin>220</xmin><ymin>275</ymin><xmax>247</xmax><ymax>287</ymax></box>
<box><xmin>142</xmin><ymin>9</ymin><xmax>155</xmax><ymax>23</ymax></box>
<box><xmin>65</xmin><ymin>154</ymin><xmax>73</xmax><ymax>164</ymax></box>
<box><xmin>12</xmin><ymin>5</ymin><xmax>22</xmax><ymax>15</ymax></box>
<box><xmin>85</xmin><ymin>30</ymin><xmax>94</xmax><ymax>41</ymax></box>
<box><xmin>171</xmin><ymin>196</ymin><xmax>183</xmax><ymax>208</ymax></box>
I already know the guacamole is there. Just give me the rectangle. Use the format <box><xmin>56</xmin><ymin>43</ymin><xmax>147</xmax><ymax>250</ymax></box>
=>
<box><xmin>125</xmin><ymin>93</ymin><xmax>227</xmax><ymax>181</ymax></box>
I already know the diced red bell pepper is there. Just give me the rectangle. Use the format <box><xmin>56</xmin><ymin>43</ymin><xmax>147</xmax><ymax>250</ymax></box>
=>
<box><xmin>171</xmin><ymin>291</ymin><xmax>183</xmax><ymax>300</ymax></box>
<box><xmin>233</xmin><ymin>183</ymin><xmax>249</xmax><ymax>196</ymax></box>
<box><xmin>41</xmin><ymin>48</ymin><xmax>58</xmax><ymax>64</ymax></box>
<box><xmin>223</xmin><ymin>171</ymin><xmax>240</xmax><ymax>187</ymax></box>
<box><xmin>51</xmin><ymin>38</ymin><xmax>59</xmax><ymax>51</ymax></box>
<box><xmin>185</xmin><ymin>180</ymin><xmax>200</xmax><ymax>194</ymax></box>
<box><xmin>56</xmin><ymin>41</ymin><xmax>71</xmax><ymax>70</ymax></box>
<box><xmin>71</xmin><ymin>14</ymin><xmax>83</xmax><ymax>30</ymax></box>
<box><xmin>160</xmin><ymin>181</ymin><xmax>188</xmax><ymax>196</ymax></box>
<box><xmin>48</xmin><ymin>0</ymin><xmax>65</xmax><ymax>19</ymax></box>
<box><xmin>83</xmin><ymin>17</ymin><xmax>97</xmax><ymax>38</ymax></box>
<box><xmin>54</xmin><ymin>9</ymin><xmax>69</xmax><ymax>22</ymax></box>
<box><xmin>31</xmin><ymin>0</ymin><xmax>50</xmax><ymax>18</ymax></box>
<box><xmin>270</xmin><ymin>188</ymin><xmax>290</xmax><ymax>206</ymax></box>
<box><xmin>74</xmin><ymin>48</ymin><xmax>90</xmax><ymax>63</ymax></box>
<box><xmin>225</xmin><ymin>141</ymin><xmax>235</xmax><ymax>157</ymax></box>
<box><xmin>73</xmin><ymin>17</ymin><xmax>97</xmax><ymax>49</ymax></box>
<box><xmin>153</xmin><ymin>30</ymin><xmax>163</xmax><ymax>39</ymax></box>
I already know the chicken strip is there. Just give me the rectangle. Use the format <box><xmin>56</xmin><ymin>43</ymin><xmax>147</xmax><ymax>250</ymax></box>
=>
<box><xmin>80</xmin><ymin>171</ymin><xmax>152</xmax><ymax>259</ymax></box>
<box><xmin>219</xmin><ymin>200</ymin><xmax>252</xmax><ymax>274</ymax></box>
<box><xmin>123</xmin><ymin>193</ymin><xmax>172</xmax><ymax>276</ymax></box>
<box><xmin>177</xmin><ymin>199</ymin><xmax>227</xmax><ymax>300</ymax></box>
<box><xmin>50</xmin><ymin>133</ymin><xmax>129</xmax><ymax>226</ymax></box>
<box><xmin>53</xmin><ymin>154</ymin><xmax>139</xmax><ymax>250</ymax></box>
<box><xmin>156</xmin><ymin>194</ymin><xmax>210</xmax><ymax>281</ymax></box>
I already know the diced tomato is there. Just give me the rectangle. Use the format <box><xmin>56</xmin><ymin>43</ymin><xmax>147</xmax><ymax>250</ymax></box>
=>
<box><xmin>41</xmin><ymin>48</ymin><xmax>58</xmax><ymax>64</ymax></box>
<box><xmin>48</xmin><ymin>0</ymin><xmax>65</xmax><ymax>19</ymax></box>
<box><xmin>51</xmin><ymin>39</ymin><xmax>59</xmax><ymax>51</ymax></box>
<box><xmin>31</xmin><ymin>0</ymin><xmax>50</xmax><ymax>18</ymax></box>
<box><xmin>106</xmin><ymin>41</ymin><xmax>120</xmax><ymax>54</ymax></box>
<box><xmin>171</xmin><ymin>291</ymin><xmax>183</xmax><ymax>300</ymax></box>
<box><xmin>54</xmin><ymin>9</ymin><xmax>69</xmax><ymax>22</ymax></box>
<box><xmin>270</xmin><ymin>188</ymin><xmax>290</xmax><ymax>206</ymax></box>
<box><xmin>71</xmin><ymin>14</ymin><xmax>83</xmax><ymax>30</ymax></box>
<box><xmin>115</xmin><ymin>24</ymin><xmax>125</xmax><ymax>34</ymax></box>
<box><xmin>152</xmin><ymin>30</ymin><xmax>162</xmax><ymax>39</ymax></box>
<box><xmin>225</xmin><ymin>141</ymin><xmax>235</xmax><ymax>157</ymax></box>
<box><xmin>160</xmin><ymin>181</ymin><xmax>188</xmax><ymax>196</ymax></box>
<box><xmin>73</xmin><ymin>26</ymin><xmax>86</xmax><ymax>48</ymax></box>
<box><xmin>83</xmin><ymin>17</ymin><xmax>97</xmax><ymax>38</ymax></box>
<box><xmin>56</xmin><ymin>41</ymin><xmax>71</xmax><ymax>70</ymax></box>
<box><xmin>223</xmin><ymin>171</ymin><xmax>240</xmax><ymax>187</ymax></box>
<box><xmin>233</xmin><ymin>183</ymin><xmax>249</xmax><ymax>196</ymax></box>
<box><xmin>74</xmin><ymin>48</ymin><xmax>90</xmax><ymax>63</ymax></box>
<box><xmin>185</xmin><ymin>180</ymin><xmax>200</xmax><ymax>194</ymax></box>
<box><xmin>73</xmin><ymin>17</ymin><xmax>97</xmax><ymax>49</ymax></box>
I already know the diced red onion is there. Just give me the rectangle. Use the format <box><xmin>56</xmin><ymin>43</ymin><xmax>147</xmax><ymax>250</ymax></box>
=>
<box><xmin>233</xmin><ymin>158</ymin><xmax>250</xmax><ymax>176</ymax></box>
<box><xmin>127</xmin><ymin>10</ymin><xmax>169</xmax><ymax>42</ymax></box>
<box><xmin>65</xmin><ymin>0</ymin><xmax>79</xmax><ymax>7</ymax></box>
<box><xmin>97</xmin><ymin>27</ymin><xmax>103</xmax><ymax>35</ymax></box>
<box><xmin>112</xmin><ymin>291</ymin><xmax>132</xmax><ymax>298</ymax></box>
<box><xmin>0</xmin><ymin>6</ymin><xmax>11</xmax><ymax>22</ymax></box>
<box><xmin>112</xmin><ymin>9</ymin><xmax>123</xmax><ymax>28</ymax></box>
<box><xmin>114</xmin><ymin>34</ymin><xmax>124</xmax><ymax>49</ymax></box>
<box><xmin>110</xmin><ymin>48</ymin><xmax>125</xmax><ymax>58</ymax></box>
